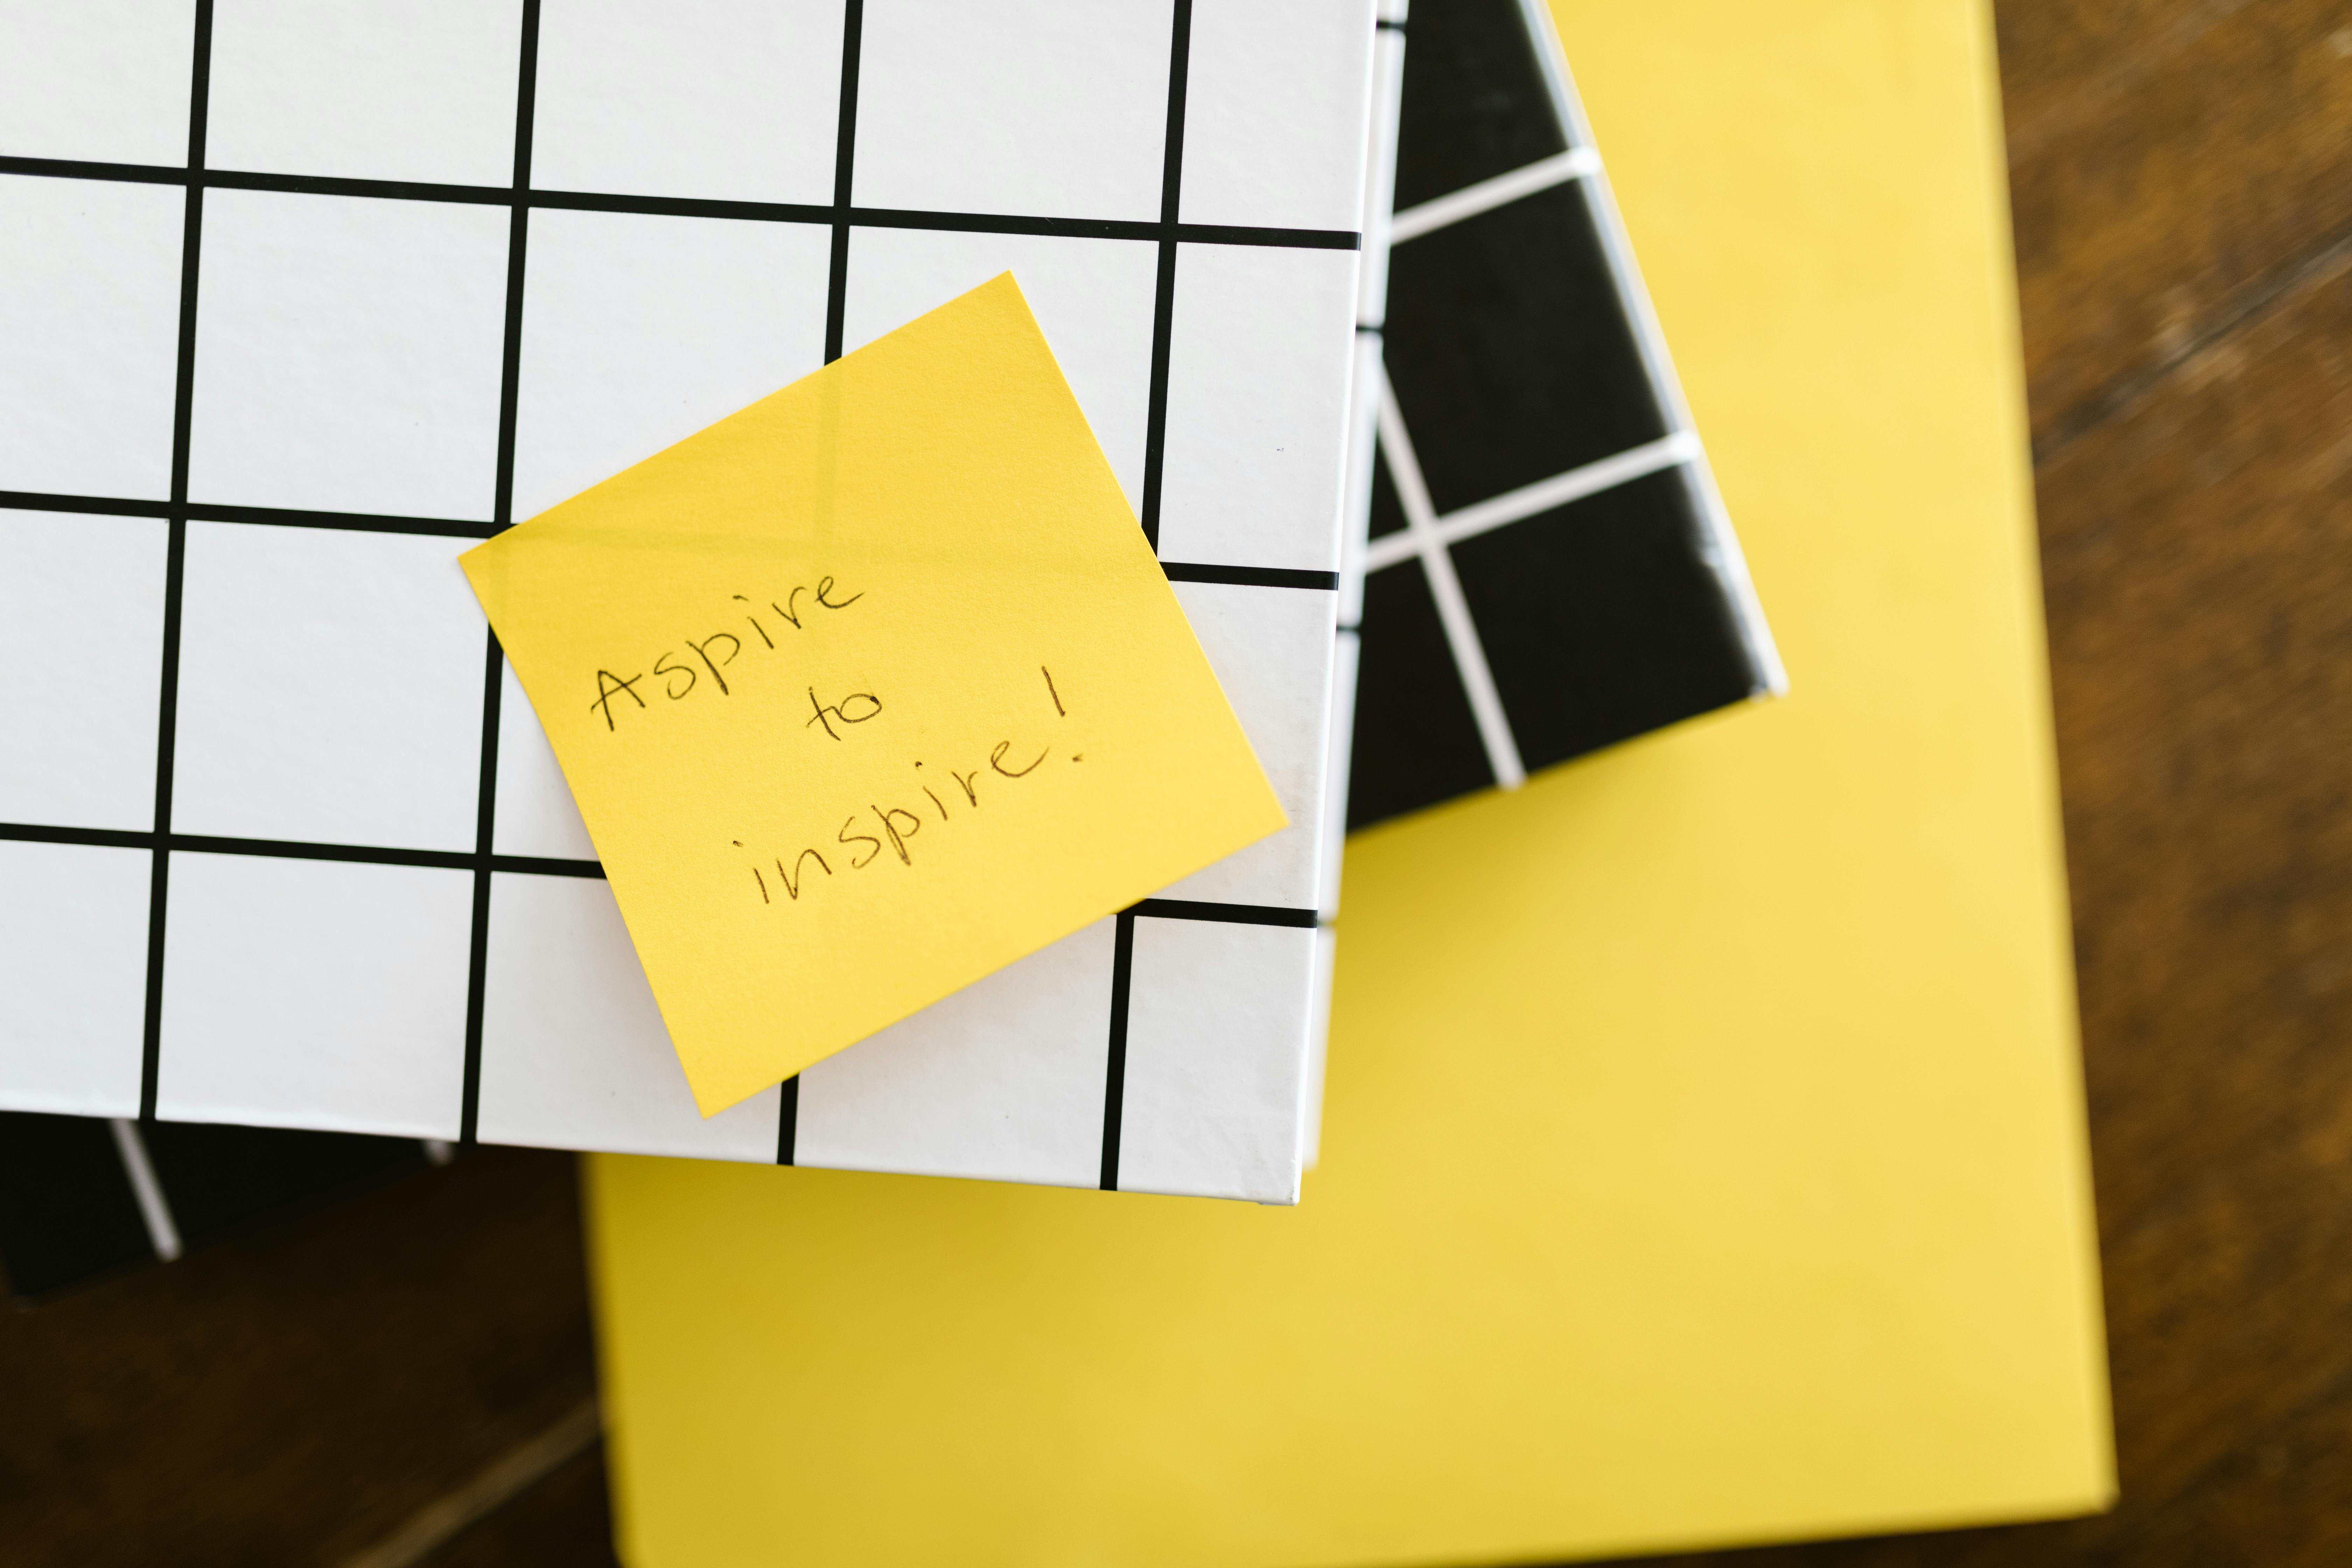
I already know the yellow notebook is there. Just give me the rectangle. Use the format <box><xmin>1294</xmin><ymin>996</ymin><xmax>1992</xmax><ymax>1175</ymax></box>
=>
<box><xmin>586</xmin><ymin>0</ymin><xmax>2114</xmax><ymax>1560</ymax></box>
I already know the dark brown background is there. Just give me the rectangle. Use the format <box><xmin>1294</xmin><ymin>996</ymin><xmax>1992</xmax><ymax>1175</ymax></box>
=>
<box><xmin>8</xmin><ymin>4</ymin><xmax>2351</xmax><ymax>1562</ymax></box>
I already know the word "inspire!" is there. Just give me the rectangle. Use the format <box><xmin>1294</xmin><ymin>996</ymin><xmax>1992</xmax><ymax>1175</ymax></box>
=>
<box><xmin>738</xmin><ymin>666</ymin><xmax>1076</xmax><ymax>909</ymax></box>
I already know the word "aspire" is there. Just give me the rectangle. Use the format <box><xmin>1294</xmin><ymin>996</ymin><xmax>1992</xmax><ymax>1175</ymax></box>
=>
<box><xmin>588</xmin><ymin>574</ymin><xmax>862</xmax><ymax>732</ymax></box>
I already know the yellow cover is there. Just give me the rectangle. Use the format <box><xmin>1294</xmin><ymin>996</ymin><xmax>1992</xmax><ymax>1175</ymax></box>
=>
<box><xmin>586</xmin><ymin>0</ymin><xmax>2115</xmax><ymax>1560</ymax></box>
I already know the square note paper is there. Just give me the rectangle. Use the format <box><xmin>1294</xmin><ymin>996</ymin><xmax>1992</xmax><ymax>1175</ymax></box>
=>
<box><xmin>463</xmin><ymin>276</ymin><xmax>1286</xmax><ymax>1114</ymax></box>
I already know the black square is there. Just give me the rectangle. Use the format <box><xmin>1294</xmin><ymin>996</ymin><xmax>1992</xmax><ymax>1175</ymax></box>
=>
<box><xmin>1368</xmin><ymin>440</ymin><xmax>1408</xmax><ymax>540</ymax></box>
<box><xmin>0</xmin><ymin>1112</ymin><xmax>154</xmax><ymax>1299</ymax></box>
<box><xmin>1392</xmin><ymin>0</ymin><xmax>1570</xmax><ymax>211</ymax></box>
<box><xmin>1347</xmin><ymin>558</ymin><xmax>1495</xmax><ymax>831</ymax></box>
<box><xmin>1449</xmin><ymin>468</ymin><xmax>1758</xmax><ymax>770</ymax></box>
<box><xmin>1384</xmin><ymin>182</ymin><xmax>1667</xmax><ymax>515</ymax></box>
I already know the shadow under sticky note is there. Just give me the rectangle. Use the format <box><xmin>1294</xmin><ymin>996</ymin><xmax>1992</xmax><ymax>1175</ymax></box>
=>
<box><xmin>584</xmin><ymin>0</ymin><xmax>2112</xmax><ymax>1562</ymax></box>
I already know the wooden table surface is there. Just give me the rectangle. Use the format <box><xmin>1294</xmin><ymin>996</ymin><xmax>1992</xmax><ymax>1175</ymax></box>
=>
<box><xmin>8</xmin><ymin>6</ymin><xmax>2350</xmax><ymax>1563</ymax></box>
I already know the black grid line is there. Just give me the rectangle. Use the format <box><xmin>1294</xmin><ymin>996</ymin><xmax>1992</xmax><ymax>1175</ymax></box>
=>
<box><xmin>0</xmin><ymin>820</ymin><xmax>596</xmax><ymax>877</ymax></box>
<box><xmin>1097</xmin><ymin>910</ymin><xmax>1136</xmax><ymax>1191</ymax></box>
<box><xmin>1135</xmin><ymin>0</ymin><xmax>1194</xmax><ymax>556</ymax></box>
<box><xmin>461</xmin><ymin>0</ymin><xmax>542</xmax><ymax>1148</ymax></box>
<box><xmin>0</xmin><ymin>490</ymin><xmax>501</xmax><ymax>536</ymax></box>
<box><xmin>783</xmin><ymin>0</ymin><xmax>869</xmax><ymax>1165</ymax></box>
<box><xmin>459</xmin><ymin>645</ymin><xmax>504</xmax><ymax>1143</ymax></box>
<box><xmin>1161</xmin><ymin>561</ymin><xmax>1338</xmax><ymax>591</ymax></box>
<box><xmin>0</xmin><ymin>491</ymin><xmax>1340</xmax><ymax>591</ymax></box>
<box><xmin>1094</xmin><ymin>0</ymin><xmax>1197</xmax><ymax>1191</ymax></box>
<box><xmin>0</xmin><ymin>155</ymin><xmax>1358</xmax><ymax>253</ymax></box>
<box><xmin>138</xmin><ymin>0</ymin><xmax>214</xmax><ymax>1125</ymax></box>
<box><xmin>0</xmin><ymin>491</ymin><xmax>1338</xmax><ymax>592</ymax></box>
<box><xmin>822</xmin><ymin>0</ymin><xmax>865</xmax><ymax>366</ymax></box>
<box><xmin>1128</xmin><ymin>899</ymin><xmax>1318</xmax><ymax>927</ymax></box>
<box><xmin>775</xmin><ymin>1074</ymin><xmax>799</xmax><ymax>1166</ymax></box>
<box><xmin>458</xmin><ymin>625</ymin><xmax>501</xmax><ymax>1128</ymax></box>
<box><xmin>3</xmin><ymin>820</ymin><xmax>1314</xmax><ymax>927</ymax></box>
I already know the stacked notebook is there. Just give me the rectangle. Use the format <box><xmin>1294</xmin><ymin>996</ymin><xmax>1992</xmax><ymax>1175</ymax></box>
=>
<box><xmin>1</xmin><ymin>0</ymin><xmax>1777</xmax><ymax>1293</ymax></box>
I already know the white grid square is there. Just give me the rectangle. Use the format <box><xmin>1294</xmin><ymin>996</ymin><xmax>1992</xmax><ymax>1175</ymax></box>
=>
<box><xmin>0</xmin><ymin>511</ymin><xmax>168</xmax><ymax>832</ymax></box>
<box><xmin>531</xmin><ymin>0</ymin><xmax>844</xmax><ymax>205</ymax></box>
<box><xmin>1118</xmin><ymin>916</ymin><xmax>1315</xmax><ymax>1203</ymax></box>
<box><xmin>797</xmin><ymin>919</ymin><xmax>1114</xmax><ymax>1189</ymax></box>
<box><xmin>1158</xmin><ymin>243</ymin><xmax>1359</xmax><ymax>571</ymax></box>
<box><xmin>853</xmin><ymin>0</ymin><xmax>1171</xmax><ymax>222</ymax></box>
<box><xmin>511</xmin><ymin>207</ymin><xmax>831</xmax><ymax>520</ymax></box>
<box><xmin>0</xmin><ymin>0</ymin><xmax>195</xmax><ymax>167</ymax></box>
<box><xmin>492</xmin><ymin>662</ymin><xmax>597</xmax><ymax>861</ymax></box>
<box><xmin>1156</xmin><ymin>582</ymin><xmax>1334</xmax><ymax>909</ymax></box>
<box><xmin>156</xmin><ymin>852</ymin><xmax>472</xmax><ymax>1137</ymax></box>
<box><xmin>170</xmin><ymin>522</ymin><xmax>485</xmax><ymax>853</ymax></box>
<box><xmin>1178</xmin><ymin>0</ymin><xmax>1376</xmax><ymax>233</ymax></box>
<box><xmin>188</xmin><ymin>189</ymin><xmax>510</xmax><ymax>520</ymax></box>
<box><xmin>0</xmin><ymin>841</ymin><xmax>150</xmax><ymax>1118</ymax></box>
<box><xmin>477</xmin><ymin>871</ymin><xmax>782</xmax><ymax>1162</ymax></box>
<box><xmin>0</xmin><ymin>175</ymin><xmax>184</xmax><ymax>500</ymax></box>
<box><xmin>205</xmin><ymin>0</ymin><xmax>522</xmax><ymax>187</ymax></box>
<box><xmin>842</xmin><ymin>230</ymin><xmax>1158</xmax><ymax>508</ymax></box>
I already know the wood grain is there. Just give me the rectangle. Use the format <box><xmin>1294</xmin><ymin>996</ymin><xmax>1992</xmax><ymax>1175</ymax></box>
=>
<box><xmin>418</xmin><ymin>1443</ymin><xmax>616</xmax><ymax>1568</ymax></box>
<box><xmin>1996</xmin><ymin>1</ymin><xmax>2352</xmax><ymax>450</ymax></box>
<box><xmin>0</xmin><ymin>1147</ymin><xmax>605</xmax><ymax>1566</ymax></box>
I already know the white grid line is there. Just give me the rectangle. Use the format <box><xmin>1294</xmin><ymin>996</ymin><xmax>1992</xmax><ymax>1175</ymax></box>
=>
<box><xmin>1362</xmin><ymin>430</ymin><xmax>1700</xmax><ymax>573</ymax></box>
<box><xmin>1388</xmin><ymin>144</ymin><xmax>1598</xmax><ymax>244</ymax></box>
<box><xmin>1373</xmin><ymin>362</ymin><xmax>1525</xmax><ymax>790</ymax></box>
<box><xmin>108</xmin><ymin>1116</ymin><xmax>182</xmax><ymax>1261</ymax></box>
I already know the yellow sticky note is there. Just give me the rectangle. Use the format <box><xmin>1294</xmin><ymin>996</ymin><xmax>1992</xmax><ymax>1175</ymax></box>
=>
<box><xmin>461</xmin><ymin>276</ymin><xmax>1285</xmax><ymax>1115</ymax></box>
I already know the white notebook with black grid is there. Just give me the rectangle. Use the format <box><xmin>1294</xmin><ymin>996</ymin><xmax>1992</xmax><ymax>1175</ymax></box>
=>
<box><xmin>0</xmin><ymin>0</ymin><xmax>1379</xmax><ymax>1206</ymax></box>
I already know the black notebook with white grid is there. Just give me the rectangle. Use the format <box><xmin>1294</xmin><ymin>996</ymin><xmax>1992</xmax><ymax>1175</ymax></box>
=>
<box><xmin>1338</xmin><ymin>0</ymin><xmax>1781</xmax><ymax>834</ymax></box>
